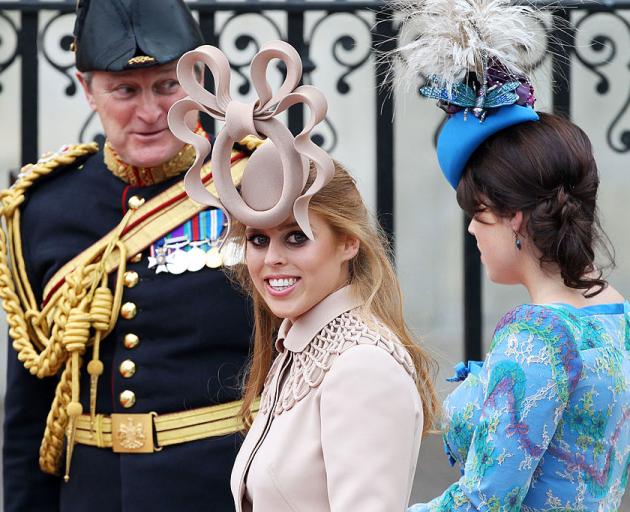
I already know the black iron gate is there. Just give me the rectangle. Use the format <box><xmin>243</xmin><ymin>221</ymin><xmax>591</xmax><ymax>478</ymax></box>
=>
<box><xmin>1</xmin><ymin>0</ymin><xmax>628</xmax><ymax>360</ymax></box>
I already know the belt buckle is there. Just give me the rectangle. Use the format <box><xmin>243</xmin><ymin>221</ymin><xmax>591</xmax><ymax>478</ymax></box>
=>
<box><xmin>111</xmin><ymin>413</ymin><xmax>156</xmax><ymax>453</ymax></box>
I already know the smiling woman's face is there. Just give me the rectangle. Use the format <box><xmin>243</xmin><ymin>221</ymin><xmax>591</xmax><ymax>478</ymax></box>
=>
<box><xmin>244</xmin><ymin>212</ymin><xmax>358</xmax><ymax>322</ymax></box>
<box><xmin>78</xmin><ymin>63</ymin><xmax>188</xmax><ymax>168</ymax></box>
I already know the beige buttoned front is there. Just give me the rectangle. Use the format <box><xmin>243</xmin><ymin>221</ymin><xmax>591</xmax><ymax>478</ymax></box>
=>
<box><xmin>121</xmin><ymin>302</ymin><xmax>137</xmax><ymax>320</ymax></box>
<box><xmin>230</xmin><ymin>287</ymin><xmax>423</xmax><ymax>512</ymax></box>
<box><xmin>123</xmin><ymin>333</ymin><xmax>140</xmax><ymax>349</ymax></box>
<box><xmin>119</xmin><ymin>359</ymin><xmax>136</xmax><ymax>378</ymax></box>
<box><xmin>123</xmin><ymin>270</ymin><xmax>139</xmax><ymax>288</ymax></box>
<box><xmin>119</xmin><ymin>390</ymin><xmax>136</xmax><ymax>408</ymax></box>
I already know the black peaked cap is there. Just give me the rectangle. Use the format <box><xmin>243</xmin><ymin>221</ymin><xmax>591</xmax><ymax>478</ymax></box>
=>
<box><xmin>74</xmin><ymin>0</ymin><xmax>204</xmax><ymax>72</ymax></box>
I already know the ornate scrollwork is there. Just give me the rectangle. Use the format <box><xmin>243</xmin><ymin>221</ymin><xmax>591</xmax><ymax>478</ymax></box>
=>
<box><xmin>302</xmin><ymin>11</ymin><xmax>373</xmax><ymax>152</ymax></box>
<box><xmin>574</xmin><ymin>11</ymin><xmax>630</xmax><ymax>153</ymax></box>
<box><xmin>310</xmin><ymin>116</ymin><xmax>338</xmax><ymax>154</ymax></box>
<box><xmin>215</xmin><ymin>10</ymin><xmax>361</xmax><ymax>153</ymax></box>
<box><xmin>0</xmin><ymin>11</ymin><xmax>19</xmax><ymax>94</ymax></box>
<box><xmin>2</xmin><ymin>2</ymin><xmax>627</xmax><ymax>156</ymax></box>
<box><xmin>39</xmin><ymin>11</ymin><xmax>77</xmax><ymax>96</ymax></box>
<box><xmin>308</xmin><ymin>12</ymin><xmax>373</xmax><ymax>95</ymax></box>
<box><xmin>217</xmin><ymin>12</ymin><xmax>284</xmax><ymax>96</ymax></box>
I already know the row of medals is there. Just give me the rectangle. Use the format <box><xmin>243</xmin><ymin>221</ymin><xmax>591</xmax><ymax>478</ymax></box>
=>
<box><xmin>148</xmin><ymin>236</ymin><xmax>240</xmax><ymax>275</ymax></box>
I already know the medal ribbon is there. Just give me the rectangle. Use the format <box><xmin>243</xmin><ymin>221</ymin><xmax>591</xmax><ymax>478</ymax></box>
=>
<box><xmin>149</xmin><ymin>208</ymin><xmax>226</xmax><ymax>266</ymax></box>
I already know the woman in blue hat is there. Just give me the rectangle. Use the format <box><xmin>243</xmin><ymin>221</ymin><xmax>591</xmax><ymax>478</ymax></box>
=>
<box><xmin>391</xmin><ymin>0</ymin><xmax>630</xmax><ymax>509</ymax></box>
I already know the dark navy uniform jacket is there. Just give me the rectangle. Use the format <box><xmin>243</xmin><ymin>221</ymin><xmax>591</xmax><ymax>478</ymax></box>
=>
<box><xmin>3</xmin><ymin>150</ymin><xmax>252</xmax><ymax>512</ymax></box>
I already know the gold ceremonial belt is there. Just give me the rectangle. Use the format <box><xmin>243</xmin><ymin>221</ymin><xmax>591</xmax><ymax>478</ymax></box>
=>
<box><xmin>74</xmin><ymin>399</ymin><xmax>258</xmax><ymax>454</ymax></box>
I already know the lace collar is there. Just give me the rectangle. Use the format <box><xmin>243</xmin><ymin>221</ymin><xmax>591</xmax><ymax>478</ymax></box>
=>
<box><xmin>276</xmin><ymin>285</ymin><xmax>363</xmax><ymax>353</ymax></box>
<box><xmin>262</xmin><ymin>309</ymin><xmax>417</xmax><ymax>416</ymax></box>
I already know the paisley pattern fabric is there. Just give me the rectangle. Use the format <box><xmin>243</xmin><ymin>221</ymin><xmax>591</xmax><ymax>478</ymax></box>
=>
<box><xmin>410</xmin><ymin>302</ymin><xmax>630</xmax><ymax>512</ymax></box>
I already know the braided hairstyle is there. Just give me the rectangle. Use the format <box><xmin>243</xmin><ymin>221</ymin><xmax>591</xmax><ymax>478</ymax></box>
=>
<box><xmin>456</xmin><ymin>112</ymin><xmax>613</xmax><ymax>297</ymax></box>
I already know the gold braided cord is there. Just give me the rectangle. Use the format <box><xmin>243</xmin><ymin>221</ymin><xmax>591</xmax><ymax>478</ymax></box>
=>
<box><xmin>0</xmin><ymin>144</ymin><xmax>99</xmax><ymax>348</ymax></box>
<box><xmin>39</xmin><ymin>361</ymin><xmax>73</xmax><ymax>475</ymax></box>
<box><xmin>0</xmin><ymin>143</ymin><xmax>136</xmax><ymax>477</ymax></box>
<box><xmin>0</xmin><ymin>141</ymin><xmax>257</xmax><ymax>477</ymax></box>
<box><xmin>8</xmin><ymin>211</ymin><xmax>36</xmax><ymax>325</ymax></box>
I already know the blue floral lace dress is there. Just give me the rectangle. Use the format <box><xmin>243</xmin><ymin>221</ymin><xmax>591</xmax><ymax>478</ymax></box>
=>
<box><xmin>410</xmin><ymin>302</ymin><xmax>630</xmax><ymax>512</ymax></box>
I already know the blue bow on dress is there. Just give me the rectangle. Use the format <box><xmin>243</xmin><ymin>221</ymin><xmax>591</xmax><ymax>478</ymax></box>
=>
<box><xmin>446</xmin><ymin>360</ymin><xmax>484</xmax><ymax>382</ymax></box>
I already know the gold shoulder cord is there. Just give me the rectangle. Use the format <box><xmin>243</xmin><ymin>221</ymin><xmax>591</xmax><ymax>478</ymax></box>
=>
<box><xmin>0</xmin><ymin>137</ymin><xmax>263</xmax><ymax>480</ymax></box>
<box><xmin>0</xmin><ymin>143</ymin><xmax>134</xmax><ymax>479</ymax></box>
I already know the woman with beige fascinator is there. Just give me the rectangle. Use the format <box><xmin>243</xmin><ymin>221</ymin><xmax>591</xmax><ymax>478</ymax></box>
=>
<box><xmin>168</xmin><ymin>40</ymin><xmax>438</xmax><ymax>511</ymax></box>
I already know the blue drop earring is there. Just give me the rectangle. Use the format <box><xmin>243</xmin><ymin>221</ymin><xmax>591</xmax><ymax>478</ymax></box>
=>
<box><xmin>514</xmin><ymin>231</ymin><xmax>522</xmax><ymax>251</ymax></box>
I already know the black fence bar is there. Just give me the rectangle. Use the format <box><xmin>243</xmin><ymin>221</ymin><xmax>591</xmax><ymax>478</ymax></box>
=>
<box><xmin>372</xmin><ymin>6</ymin><xmax>396</xmax><ymax>250</ymax></box>
<box><xmin>463</xmin><ymin>215</ymin><xmax>483</xmax><ymax>361</ymax></box>
<box><xmin>3</xmin><ymin>0</ymin><xmax>630</xmax><ymax>11</ymax></box>
<box><xmin>19</xmin><ymin>9</ymin><xmax>38</xmax><ymax>166</ymax></box>
<box><xmin>198</xmin><ymin>10</ymin><xmax>218</xmax><ymax>136</ymax></box>
<box><xmin>0</xmin><ymin>2</ymin><xmax>386</xmax><ymax>14</ymax></box>
<box><xmin>286</xmin><ymin>10</ymin><xmax>305</xmax><ymax>135</ymax></box>
<box><xmin>550</xmin><ymin>8</ymin><xmax>574</xmax><ymax>117</ymax></box>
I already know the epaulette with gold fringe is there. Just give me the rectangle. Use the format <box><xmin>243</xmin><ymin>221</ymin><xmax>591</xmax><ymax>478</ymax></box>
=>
<box><xmin>7</xmin><ymin>143</ymin><xmax>99</xmax><ymax>206</ymax></box>
<box><xmin>0</xmin><ymin>143</ymin><xmax>99</xmax><ymax>344</ymax></box>
<box><xmin>0</xmin><ymin>143</ymin><xmax>100</xmax><ymax>477</ymax></box>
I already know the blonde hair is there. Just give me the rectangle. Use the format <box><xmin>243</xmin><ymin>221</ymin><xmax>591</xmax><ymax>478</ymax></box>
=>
<box><xmin>230</xmin><ymin>162</ymin><xmax>439</xmax><ymax>435</ymax></box>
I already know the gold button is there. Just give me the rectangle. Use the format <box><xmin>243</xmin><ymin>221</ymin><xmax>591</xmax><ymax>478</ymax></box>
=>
<box><xmin>119</xmin><ymin>390</ymin><xmax>136</xmax><ymax>408</ymax></box>
<box><xmin>123</xmin><ymin>333</ymin><xmax>140</xmax><ymax>349</ymax></box>
<box><xmin>123</xmin><ymin>271</ymin><xmax>139</xmax><ymax>288</ymax></box>
<box><xmin>119</xmin><ymin>359</ymin><xmax>137</xmax><ymax>378</ymax></box>
<box><xmin>121</xmin><ymin>302</ymin><xmax>137</xmax><ymax>320</ymax></box>
<box><xmin>129</xmin><ymin>253</ymin><xmax>142</xmax><ymax>263</ymax></box>
<box><xmin>128</xmin><ymin>195</ymin><xmax>145</xmax><ymax>210</ymax></box>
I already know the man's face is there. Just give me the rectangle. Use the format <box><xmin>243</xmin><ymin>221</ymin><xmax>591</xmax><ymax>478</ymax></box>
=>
<box><xmin>77</xmin><ymin>63</ymin><xmax>188</xmax><ymax>168</ymax></box>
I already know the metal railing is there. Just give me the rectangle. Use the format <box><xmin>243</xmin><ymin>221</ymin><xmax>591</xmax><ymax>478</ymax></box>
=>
<box><xmin>1</xmin><ymin>0</ymin><xmax>628</xmax><ymax>360</ymax></box>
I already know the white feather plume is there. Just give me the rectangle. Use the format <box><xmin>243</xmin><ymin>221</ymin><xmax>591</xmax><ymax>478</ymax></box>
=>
<box><xmin>390</xmin><ymin>0</ymin><xmax>544</xmax><ymax>92</ymax></box>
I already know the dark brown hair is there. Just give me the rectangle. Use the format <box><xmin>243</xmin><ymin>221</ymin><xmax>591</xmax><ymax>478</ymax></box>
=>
<box><xmin>456</xmin><ymin>112</ymin><xmax>613</xmax><ymax>296</ymax></box>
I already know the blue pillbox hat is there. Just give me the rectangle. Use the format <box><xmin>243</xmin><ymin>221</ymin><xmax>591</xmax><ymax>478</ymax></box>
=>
<box><xmin>437</xmin><ymin>104</ymin><xmax>540</xmax><ymax>189</ymax></box>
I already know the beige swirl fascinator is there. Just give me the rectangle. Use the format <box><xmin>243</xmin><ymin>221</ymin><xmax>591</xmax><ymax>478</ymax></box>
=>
<box><xmin>167</xmin><ymin>40</ymin><xmax>334</xmax><ymax>240</ymax></box>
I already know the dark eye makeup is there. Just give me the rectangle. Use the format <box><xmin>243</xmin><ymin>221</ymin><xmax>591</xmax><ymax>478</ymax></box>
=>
<box><xmin>246</xmin><ymin>233</ymin><xmax>269</xmax><ymax>247</ymax></box>
<box><xmin>245</xmin><ymin>230</ymin><xmax>309</xmax><ymax>248</ymax></box>
<box><xmin>286</xmin><ymin>231</ymin><xmax>308</xmax><ymax>246</ymax></box>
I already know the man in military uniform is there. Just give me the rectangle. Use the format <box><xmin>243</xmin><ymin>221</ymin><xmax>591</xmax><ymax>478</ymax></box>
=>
<box><xmin>1</xmin><ymin>1</ymin><xmax>256</xmax><ymax>510</ymax></box>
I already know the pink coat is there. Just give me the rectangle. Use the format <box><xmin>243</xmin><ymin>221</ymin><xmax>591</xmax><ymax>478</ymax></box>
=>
<box><xmin>230</xmin><ymin>286</ymin><xmax>424</xmax><ymax>511</ymax></box>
